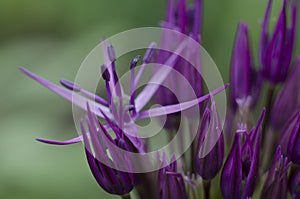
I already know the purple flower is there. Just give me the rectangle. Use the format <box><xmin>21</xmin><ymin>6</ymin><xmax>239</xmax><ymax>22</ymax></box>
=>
<box><xmin>80</xmin><ymin>103</ymin><xmax>137</xmax><ymax>195</ymax></box>
<box><xmin>287</xmin><ymin>110</ymin><xmax>300</xmax><ymax>164</ymax></box>
<box><xmin>270</xmin><ymin>56</ymin><xmax>300</xmax><ymax>131</ymax></box>
<box><xmin>260</xmin><ymin>0</ymin><xmax>298</xmax><ymax>84</ymax></box>
<box><xmin>157</xmin><ymin>155</ymin><xmax>187</xmax><ymax>199</ymax></box>
<box><xmin>20</xmin><ymin>43</ymin><xmax>228</xmax><ymax>146</ymax></box>
<box><xmin>288</xmin><ymin>166</ymin><xmax>300</xmax><ymax>199</ymax></box>
<box><xmin>260</xmin><ymin>146</ymin><xmax>291</xmax><ymax>199</ymax></box>
<box><xmin>195</xmin><ymin>99</ymin><xmax>224</xmax><ymax>180</ymax></box>
<box><xmin>221</xmin><ymin>109</ymin><xmax>265</xmax><ymax>199</ymax></box>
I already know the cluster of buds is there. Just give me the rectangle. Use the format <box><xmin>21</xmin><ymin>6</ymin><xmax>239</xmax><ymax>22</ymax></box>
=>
<box><xmin>20</xmin><ymin>0</ymin><xmax>299</xmax><ymax>198</ymax></box>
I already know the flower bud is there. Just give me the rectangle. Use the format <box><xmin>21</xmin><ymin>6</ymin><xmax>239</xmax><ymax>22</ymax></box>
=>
<box><xmin>196</xmin><ymin>100</ymin><xmax>224</xmax><ymax>180</ymax></box>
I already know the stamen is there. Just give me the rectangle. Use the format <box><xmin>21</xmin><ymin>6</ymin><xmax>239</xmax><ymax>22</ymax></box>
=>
<box><xmin>135</xmin><ymin>42</ymin><xmax>157</xmax><ymax>88</ymax></box>
<box><xmin>101</xmin><ymin>64</ymin><xmax>110</xmax><ymax>81</ymax></box>
<box><xmin>107</xmin><ymin>45</ymin><xmax>122</xmax><ymax>98</ymax></box>
<box><xmin>107</xmin><ymin>45</ymin><xmax>116</xmax><ymax>62</ymax></box>
<box><xmin>130</xmin><ymin>55</ymin><xmax>140</xmax><ymax>69</ymax></box>
<box><xmin>60</xmin><ymin>79</ymin><xmax>81</xmax><ymax>92</ymax></box>
<box><xmin>143</xmin><ymin>42</ymin><xmax>156</xmax><ymax>64</ymax></box>
<box><xmin>130</xmin><ymin>55</ymin><xmax>141</xmax><ymax>117</ymax></box>
<box><xmin>101</xmin><ymin>64</ymin><xmax>112</xmax><ymax>104</ymax></box>
<box><xmin>60</xmin><ymin>79</ymin><xmax>109</xmax><ymax>107</ymax></box>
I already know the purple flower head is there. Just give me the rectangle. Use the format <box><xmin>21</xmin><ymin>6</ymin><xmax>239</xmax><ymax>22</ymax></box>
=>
<box><xmin>195</xmin><ymin>98</ymin><xmax>224</xmax><ymax>180</ymax></box>
<box><xmin>230</xmin><ymin>22</ymin><xmax>259</xmax><ymax>111</ymax></box>
<box><xmin>270</xmin><ymin>56</ymin><xmax>300</xmax><ymax>131</ymax></box>
<box><xmin>157</xmin><ymin>155</ymin><xmax>187</xmax><ymax>199</ymax></box>
<box><xmin>221</xmin><ymin>109</ymin><xmax>265</xmax><ymax>199</ymax></box>
<box><xmin>287</xmin><ymin>109</ymin><xmax>300</xmax><ymax>164</ymax></box>
<box><xmin>260</xmin><ymin>0</ymin><xmax>298</xmax><ymax>84</ymax></box>
<box><xmin>20</xmin><ymin>42</ymin><xmax>228</xmax><ymax>147</ymax></box>
<box><xmin>260</xmin><ymin>146</ymin><xmax>291</xmax><ymax>199</ymax></box>
<box><xmin>288</xmin><ymin>166</ymin><xmax>300</xmax><ymax>199</ymax></box>
<box><xmin>80</xmin><ymin>103</ymin><xmax>137</xmax><ymax>195</ymax></box>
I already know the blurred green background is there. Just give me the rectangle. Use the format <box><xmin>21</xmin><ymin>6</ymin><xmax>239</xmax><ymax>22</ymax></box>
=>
<box><xmin>0</xmin><ymin>0</ymin><xmax>299</xmax><ymax>198</ymax></box>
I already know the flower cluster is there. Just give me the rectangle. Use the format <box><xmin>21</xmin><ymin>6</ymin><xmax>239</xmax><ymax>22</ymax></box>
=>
<box><xmin>20</xmin><ymin>0</ymin><xmax>299</xmax><ymax>199</ymax></box>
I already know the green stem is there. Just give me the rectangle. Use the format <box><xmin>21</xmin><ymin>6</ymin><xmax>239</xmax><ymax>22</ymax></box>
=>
<box><xmin>190</xmin><ymin>122</ymin><xmax>198</xmax><ymax>174</ymax></box>
<box><xmin>121</xmin><ymin>194</ymin><xmax>131</xmax><ymax>199</ymax></box>
<box><xmin>261</xmin><ymin>85</ymin><xmax>275</xmax><ymax>145</ymax></box>
<box><xmin>203</xmin><ymin>180</ymin><xmax>211</xmax><ymax>199</ymax></box>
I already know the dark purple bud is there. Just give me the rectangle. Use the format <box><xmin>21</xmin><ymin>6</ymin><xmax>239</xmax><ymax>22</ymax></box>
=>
<box><xmin>101</xmin><ymin>64</ymin><xmax>110</xmax><ymax>81</ymax></box>
<box><xmin>196</xmin><ymin>101</ymin><xmax>224</xmax><ymax>180</ymax></box>
<box><xmin>287</xmin><ymin>110</ymin><xmax>300</xmax><ymax>164</ymax></box>
<box><xmin>220</xmin><ymin>132</ymin><xmax>242</xmax><ymax>199</ymax></box>
<box><xmin>270</xmin><ymin>57</ymin><xmax>300</xmax><ymax>131</ymax></box>
<box><xmin>130</xmin><ymin>55</ymin><xmax>141</xmax><ymax>69</ymax></box>
<box><xmin>260</xmin><ymin>146</ymin><xmax>291</xmax><ymax>199</ymax></box>
<box><xmin>260</xmin><ymin>0</ymin><xmax>298</xmax><ymax>84</ymax></box>
<box><xmin>143</xmin><ymin>42</ymin><xmax>156</xmax><ymax>63</ymax></box>
<box><xmin>60</xmin><ymin>79</ymin><xmax>81</xmax><ymax>92</ymax></box>
<box><xmin>107</xmin><ymin>45</ymin><xmax>116</xmax><ymax>62</ymax></box>
<box><xmin>157</xmin><ymin>156</ymin><xmax>187</xmax><ymax>199</ymax></box>
<box><xmin>80</xmin><ymin>104</ymin><xmax>139</xmax><ymax>195</ymax></box>
<box><xmin>230</xmin><ymin>22</ymin><xmax>253</xmax><ymax>110</ymax></box>
<box><xmin>288</xmin><ymin>166</ymin><xmax>300</xmax><ymax>199</ymax></box>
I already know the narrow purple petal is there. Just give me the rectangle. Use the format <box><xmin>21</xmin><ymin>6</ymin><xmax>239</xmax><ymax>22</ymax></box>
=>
<box><xmin>36</xmin><ymin>136</ymin><xmax>83</xmax><ymax>145</ymax></box>
<box><xmin>136</xmin><ymin>84</ymin><xmax>229</xmax><ymax>120</ymax></box>
<box><xmin>19</xmin><ymin>67</ymin><xmax>112</xmax><ymax>119</ymax></box>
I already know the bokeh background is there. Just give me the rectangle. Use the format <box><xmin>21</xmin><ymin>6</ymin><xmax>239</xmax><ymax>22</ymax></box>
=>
<box><xmin>0</xmin><ymin>0</ymin><xmax>299</xmax><ymax>198</ymax></box>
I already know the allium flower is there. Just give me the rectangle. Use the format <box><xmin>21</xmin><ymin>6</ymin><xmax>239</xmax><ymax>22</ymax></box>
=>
<box><xmin>260</xmin><ymin>0</ymin><xmax>298</xmax><ymax>84</ymax></box>
<box><xmin>270</xmin><ymin>57</ymin><xmax>300</xmax><ymax>131</ymax></box>
<box><xmin>220</xmin><ymin>109</ymin><xmax>265</xmax><ymax>199</ymax></box>
<box><xmin>287</xmin><ymin>110</ymin><xmax>300</xmax><ymax>164</ymax></box>
<box><xmin>288</xmin><ymin>166</ymin><xmax>300</xmax><ymax>199</ymax></box>
<box><xmin>20</xmin><ymin>43</ymin><xmax>228</xmax><ymax>146</ymax></box>
<box><xmin>157</xmin><ymin>155</ymin><xmax>187</xmax><ymax>199</ymax></box>
<box><xmin>260</xmin><ymin>146</ymin><xmax>291</xmax><ymax>199</ymax></box>
<box><xmin>195</xmin><ymin>99</ymin><xmax>224</xmax><ymax>180</ymax></box>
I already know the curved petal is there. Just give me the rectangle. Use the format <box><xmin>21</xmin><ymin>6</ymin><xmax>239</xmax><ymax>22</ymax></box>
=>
<box><xmin>19</xmin><ymin>67</ymin><xmax>112</xmax><ymax>119</ymax></box>
<box><xmin>136</xmin><ymin>84</ymin><xmax>229</xmax><ymax>120</ymax></box>
<box><xmin>36</xmin><ymin>136</ymin><xmax>83</xmax><ymax>145</ymax></box>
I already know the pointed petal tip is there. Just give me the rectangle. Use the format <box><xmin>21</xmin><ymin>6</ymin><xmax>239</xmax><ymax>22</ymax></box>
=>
<box><xmin>19</xmin><ymin>66</ymin><xmax>30</xmax><ymax>74</ymax></box>
<box><xmin>36</xmin><ymin>137</ymin><xmax>82</xmax><ymax>145</ymax></box>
